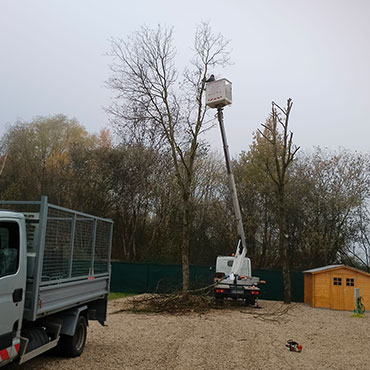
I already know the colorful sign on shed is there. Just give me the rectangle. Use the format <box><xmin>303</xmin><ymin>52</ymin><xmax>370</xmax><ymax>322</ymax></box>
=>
<box><xmin>303</xmin><ymin>265</ymin><xmax>370</xmax><ymax>311</ymax></box>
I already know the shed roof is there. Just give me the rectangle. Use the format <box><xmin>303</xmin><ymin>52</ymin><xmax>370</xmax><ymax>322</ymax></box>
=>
<box><xmin>303</xmin><ymin>265</ymin><xmax>370</xmax><ymax>277</ymax></box>
<box><xmin>303</xmin><ymin>265</ymin><xmax>343</xmax><ymax>273</ymax></box>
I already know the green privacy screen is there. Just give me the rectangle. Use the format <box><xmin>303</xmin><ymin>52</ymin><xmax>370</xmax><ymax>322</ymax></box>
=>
<box><xmin>110</xmin><ymin>262</ymin><xmax>304</xmax><ymax>302</ymax></box>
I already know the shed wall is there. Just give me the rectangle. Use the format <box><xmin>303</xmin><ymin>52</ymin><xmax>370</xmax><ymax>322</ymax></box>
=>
<box><xmin>331</xmin><ymin>267</ymin><xmax>353</xmax><ymax>276</ymax></box>
<box><xmin>313</xmin><ymin>273</ymin><xmax>330</xmax><ymax>308</ymax></box>
<box><xmin>357</xmin><ymin>274</ymin><xmax>370</xmax><ymax>309</ymax></box>
<box><xmin>304</xmin><ymin>274</ymin><xmax>312</xmax><ymax>305</ymax></box>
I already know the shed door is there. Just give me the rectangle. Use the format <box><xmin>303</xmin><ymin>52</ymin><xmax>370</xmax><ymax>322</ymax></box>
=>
<box><xmin>330</xmin><ymin>273</ymin><xmax>357</xmax><ymax>311</ymax></box>
<box><xmin>331</xmin><ymin>275</ymin><xmax>344</xmax><ymax>310</ymax></box>
<box><xmin>342</xmin><ymin>275</ymin><xmax>356</xmax><ymax>311</ymax></box>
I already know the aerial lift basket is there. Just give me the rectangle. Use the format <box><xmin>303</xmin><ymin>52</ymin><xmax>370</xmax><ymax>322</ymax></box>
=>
<box><xmin>206</xmin><ymin>78</ymin><xmax>232</xmax><ymax>108</ymax></box>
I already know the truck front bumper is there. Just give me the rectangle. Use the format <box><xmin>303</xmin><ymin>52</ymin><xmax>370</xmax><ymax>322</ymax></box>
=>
<box><xmin>0</xmin><ymin>337</ymin><xmax>20</xmax><ymax>367</ymax></box>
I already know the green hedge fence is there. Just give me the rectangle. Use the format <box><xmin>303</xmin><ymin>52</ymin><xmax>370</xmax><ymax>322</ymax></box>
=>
<box><xmin>110</xmin><ymin>262</ymin><xmax>304</xmax><ymax>302</ymax></box>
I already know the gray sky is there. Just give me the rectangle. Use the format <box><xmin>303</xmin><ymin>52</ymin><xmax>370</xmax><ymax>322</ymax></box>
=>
<box><xmin>1</xmin><ymin>0</ymin><xmax>369</xmax><ymax>156</ymax></box>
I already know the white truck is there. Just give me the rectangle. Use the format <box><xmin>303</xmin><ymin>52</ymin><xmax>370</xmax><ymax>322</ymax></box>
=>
<box><xmin>0</xmin><ymin>196</ymin><xmax>113</xmax><ymax>367</ymax></box>
<box><xmin>214</xmin><ymin>253</ymin><xmax>260</xmax><ymax>305</ymax></box>
<box><xmin>214</xmin><ymin>255</ymin><xmax>252</xmax><ymax>280</ymax></box>
<box><xmin>206</xmin><ymin>78</ymin><xmax>260</xmax><ymax>305</ymax></box>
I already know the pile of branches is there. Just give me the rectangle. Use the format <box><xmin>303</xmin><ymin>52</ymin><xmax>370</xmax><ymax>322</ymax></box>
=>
<box><xmin>110</xmin><ymin>281</ymin><xmax>297</xmax><ymax>317</ymax></box>
<box><xmin>111</xmin><ymin>291</ymin><xmax>267</xmax><ymax>315</ymax></box>
<box><xmin>239</xmin><ymin>301</ymin><xmax>297</xmax><ymax>323</ymax></box>
<box><xmin>111</xmin><ymin>282</ymin><xmax>224</xmax><ymax>315</ymax></box>
<box><xmin>112</xmin><ymin>293</ymin><xmax>217</xmax><ymax>315</ymax></box>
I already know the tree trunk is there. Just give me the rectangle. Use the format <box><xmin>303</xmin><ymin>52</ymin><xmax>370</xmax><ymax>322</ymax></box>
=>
<box><xmin>181</xmin><ymin>196</ymin><xmax>190</xmax><ymax>299</ymax></box>
<box><xmin>259</xmin><ymin>206</ymin><xmax>269</xmax><ymax>267</ymax></box>
<box><xmin>280</xmin><ymin>232</ymin><xmax>291</xmax><ymax>303</ymax></box>
<box><xmin>278</xmin><ymin>190</ymin><xmax>291</xmax><ymax>304</ymax></box>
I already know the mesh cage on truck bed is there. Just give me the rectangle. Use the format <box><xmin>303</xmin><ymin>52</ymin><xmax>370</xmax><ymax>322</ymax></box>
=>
<box><xmin>0</xmin><ymin>196</ymin><xmax>113</xmax><ymax>321</ymax></box>
<box><xmin>41</xmin><ymin>206</ymin><xmax>112</xmax><ymax>281</ymax></box>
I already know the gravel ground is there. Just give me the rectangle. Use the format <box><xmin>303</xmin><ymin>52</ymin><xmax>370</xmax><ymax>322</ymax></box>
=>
<box><xmin>10</xmin><ymin>297</ymin><xmax>370</xmax><ymax>370</ymax></box>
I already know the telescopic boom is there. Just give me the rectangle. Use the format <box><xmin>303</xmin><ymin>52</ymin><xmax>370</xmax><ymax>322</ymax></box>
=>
<box><xmin>216</xmin><ymin>107</ymin><xmax>248</xmax><ymax>279</ymax></box>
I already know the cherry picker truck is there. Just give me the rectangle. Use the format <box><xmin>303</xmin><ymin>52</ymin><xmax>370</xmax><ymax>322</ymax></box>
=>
<box><xmin>206</xmin><ymin>78</ymin><xmax>261</xmax><ymax>305</ymax></box>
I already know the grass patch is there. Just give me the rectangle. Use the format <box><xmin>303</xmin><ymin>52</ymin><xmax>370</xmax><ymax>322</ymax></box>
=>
<box><xmin>109</xmin><ymin>292</ymin><xmax>137</xmax><ymax>300</ymax></box>
<box><xmin>351</xmin><ymin>313</ymin><xmax>365</xmax><ymax>318</ymax></box>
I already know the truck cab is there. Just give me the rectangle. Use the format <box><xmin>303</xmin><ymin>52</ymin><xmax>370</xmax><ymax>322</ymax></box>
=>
<box><xmin>0</xmin><ymin>212</ymin><xmax>26</xmax><ymax>365</ymax></box>
<box><xmin>214</xmin><ymin>256</ymin><xmax>252</xmax><ymax>282</ymax></box>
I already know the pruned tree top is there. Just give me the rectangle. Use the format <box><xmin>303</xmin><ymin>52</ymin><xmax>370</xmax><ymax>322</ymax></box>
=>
<box><xmin>257</xmin><ymin>99</ymin><xmax>300</xmax><ymax>188</ymax></box>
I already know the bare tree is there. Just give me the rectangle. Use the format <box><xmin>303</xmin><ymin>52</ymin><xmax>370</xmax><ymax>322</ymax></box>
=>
<box><xmin>0</xmin><ymin>152</ymin><xmax>7</xmax><ymax>179</ymax></box>
<box><xmin>345</xmin><ymin>207</ymin><xmax>370</xmax><ymax>271</ymax></box>
<box><xmin>258</xmin><ymin>99</ymin><xmax>299</xmax><ymax>303</ymax></box>
<box><xmin>106</xmin><ymin>22</ymin><xmax>230</xmax><ymax>297</ymax></box>
<box><xmin>0</xmin><ymin>135</ymin><xmax>9</xmax><ymax>180</ymax></box>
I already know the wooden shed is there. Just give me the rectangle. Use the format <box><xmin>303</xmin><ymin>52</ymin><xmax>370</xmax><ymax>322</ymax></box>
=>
<box><xmin>303</xmin><ymin>265</ymin><xmax>370</xmax><ymax>311</ymax></box>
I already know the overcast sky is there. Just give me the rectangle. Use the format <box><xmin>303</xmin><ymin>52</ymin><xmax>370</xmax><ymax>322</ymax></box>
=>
<box><xmin>1</xmin><ymin>0</ymin><xmax>369</xmax><ymax>156</ymax></box>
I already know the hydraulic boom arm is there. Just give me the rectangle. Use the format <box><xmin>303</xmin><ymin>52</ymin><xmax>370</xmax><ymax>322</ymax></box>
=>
<box><xmin>217</xmin><ymin>107</ymin><xmax>248</xmax><ymax>278</ymax></box>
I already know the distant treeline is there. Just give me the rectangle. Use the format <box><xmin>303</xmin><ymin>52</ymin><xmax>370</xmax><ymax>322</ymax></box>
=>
<box><xmin>1</xmin><ymin>114</ymin><xmax>369</xmax><ymax>271</ymax></box>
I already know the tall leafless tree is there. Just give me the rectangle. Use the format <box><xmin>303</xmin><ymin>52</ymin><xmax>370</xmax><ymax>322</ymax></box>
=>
<box><xmin>106</xmin><ymin>22</ymin><xmax>230</xmax><ymax>297</ymax></box>
<box><xmin>258</xmin><ymin>99</ymin><xmax>299</xmax><ymax>303</ymax></box>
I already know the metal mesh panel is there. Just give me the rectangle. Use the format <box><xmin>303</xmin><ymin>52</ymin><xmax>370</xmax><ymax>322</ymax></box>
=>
<box><xmin>1</xmin><ymin>198</ymin><xmax>112</xmax><ymax>291</ymax></box>
<box><xmin>42</xmin><ymin>208</ymin><xmax>72</xmax><ymax>281</ymax></box>
<box><xmin>72</xmin><ymin>218</ymin><xmax>94</xmax><ymax>277</ymax></box>
<box><xmin>94</xmin><ymin>220</ymin><xmax>111</xmax><ymax>274</ymax></box>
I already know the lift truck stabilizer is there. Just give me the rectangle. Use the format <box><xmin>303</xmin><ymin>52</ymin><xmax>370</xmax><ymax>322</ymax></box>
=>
<box><xmin>206</xmin><ymin>78</ymin><xmax>261</xmax><ymax>305</ymax></box>
<box><xmin>0</xmin><ymin>197</ymin><xmax>113</xmax><ymax>367</ymax></box>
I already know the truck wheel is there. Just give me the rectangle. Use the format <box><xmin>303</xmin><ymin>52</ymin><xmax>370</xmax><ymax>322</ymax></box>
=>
<box><xmin>59</xmin><ymin>315</ymin><xmax>87</xmax><ymax>357</ymax></box>
<box><xmin>215</xmin><ymin>296</ymin><xmax>224</xmax><ymax>305</ymax></box>
<box><xmin>23</xmin><ymin>327</ymin><xmax>49</xmax><ymax>353</ymax></box>
<box><xmin>245</xmin><ymin>297</ymin><xmax>256</xmax><ymax>306</ymax></box>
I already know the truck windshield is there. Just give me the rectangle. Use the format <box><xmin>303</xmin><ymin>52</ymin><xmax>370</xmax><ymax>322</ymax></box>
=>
<box><xmin>0</xmin><ymin>222</ymin><xmax>19</xmax><ymax>278</ymax></box>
